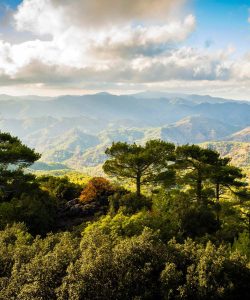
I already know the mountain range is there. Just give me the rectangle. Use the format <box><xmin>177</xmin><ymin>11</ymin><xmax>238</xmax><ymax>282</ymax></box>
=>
<box><xmin>0</xmin><ymin>92</ymin><xmax>249</xmax><ymax>170</ymax></box>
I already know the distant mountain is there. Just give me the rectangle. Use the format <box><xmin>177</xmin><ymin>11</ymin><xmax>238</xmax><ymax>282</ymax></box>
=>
<box><xmin>133</xmin><ymin>91</ymin><xmax>248</xmax><ymax>104</ymax></box>
<box><xmin>133</xmin><ymin>91</ymin><xmax>222</xmax><ymax>104</ymax></box>
<box><xmin>0</xmin><ymin>92</ymin><xmax>250</xmax><ymax>171</ymax></box>
<box><xmin>201</xmin><ymin>141</ymin><xmax>250</xmax><ymax>167</ymax></box>
<box><xmin>40</xmin><ymin>128</ymin><xmax>145</xmax><ymax>168</ymax></box>
<box><xmin>41</xmin><ymin>129</ymin><xmax>100</xmax><ymax>165</ymax></box>
<box><xmin>0</xmin><ymin>94</ymin><xmax>52</xmax><ymax>101</ymax></box>
<box><xmin>160</xmin><ymin>116</ymin><xmax>238</xmax><ymax>144</ymax></box>
<box><xmin>38</xmin><ymin>122</ymin><xmax>249</xmax><ymax>169</ymax></box>
<box><xmin>30</xmin><ymin>162</ymin><xmax>70</xmax><ymax>171</ymax></box>
<box><xmin>1</xmin><ymin>93</ymin><xmax>249</xmax><ymax>127</ymax></box>
<box><xmin>225</xmin><ymin>127</ymin><xmax>250</xmax><ymax>142</ymax></box>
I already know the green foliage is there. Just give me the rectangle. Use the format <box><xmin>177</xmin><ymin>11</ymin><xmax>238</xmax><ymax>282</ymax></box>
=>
<box><xmin>214</xmin><ymin>201</ymin><xmax>246</xmax><ymax>242</ymax></box>
<box><xmin>0</xmin><ymin>132</ymin><xmax>40</xmax><ymax>170</ymax></box>
<box><xmin>109</xmin><ymin>192</ymin><xmax>152</xmax><ymax>215</ymax></box>
<box><xmin>0</xmin><ymin>190</ymin><xmax>56</xmax><ymax>235</ymax></box>
<box><xmin>38</xmin><ymin>175</ymin><xmax>82</xmax><ymax>203</ymax></box>
<box><xmin>153</xmin><ymin>190</ymin><xmax>219</xmax><ymax>239</ymax></box>
<box><xmin>180</xmin><ymin>205</ymin><xmax>219</xmax><ymax>238</ymax></box>
<box><xmin>1</xmin><ymin>224</ymin><xmax>249</xmax><ymax>300</ymax></box>
<box><xmin>161</xmin><ymin>239</ymin><xmax>250</xmax><ymax>300</ymax></box>
<box><xmin>176</xmin><ymin>144</ymin><xmax>221</xmax><ymax>204</ymax></box>
<box><xmin>0</xmin><ymin>132</ymin><xmax>58</xmax><ymax>235</ymax></box>
<box><xmin>0</xmin><ymin>135</ymin><xmax>250</xmax><ymax>298</ymax></box>
<box><xmin>57</xmin><ymin>228</ymin><xmax>166</xmax><ymax>300</ymax></box>
<box><xmin>103</xmin><ymin>140</ymin><xmax>175</xmax><ymax>196</ymax></box>
<box><xmin>232</xmin><ymin>231</ymin><xmax>250</xmax><ymax>259</ymax></box>
<box><xmin>0</xmin><ymin>224</ymin><xmax>79</xmax><ymax>299</ymax></box>
<box><xmin>83</xmin><ymin>212</ymin><xmax>149</xmax><ymax>238</ymax></box>
<box><xmin>83</xmin><ymin>198</ymin><xmax>184</xmax><ymax>242</ymax></box>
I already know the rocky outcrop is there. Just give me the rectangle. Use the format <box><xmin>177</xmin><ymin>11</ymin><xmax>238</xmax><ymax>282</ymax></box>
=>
<box><xmin>55</xmin><ymin>198</ymin><xmax>106</xmax><ymax>230</ymax></box>
<box><xmin>56</xmin><ymin>199</ymin><xmax>98</xmax><ymax>230</ymax></box>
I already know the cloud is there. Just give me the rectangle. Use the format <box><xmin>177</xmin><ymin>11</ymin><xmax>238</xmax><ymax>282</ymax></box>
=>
<box><xmin>81</xmin><ymin>15</ymin><xmax>196</xmax><ymax>59</ymax></box>
<box><xmin>129</xmin><ymin>48</ymin><xmax>233</xmax><ymax>82</ymax></box>
<box><xmin>0</xmin><ymin>0</ymin><xmax>250</xmax><ymax>100</ymax></box>
<box><xmin>3</xmin><ymin>0</ymin><xmax>195</xmax><ymax>77</ymax></box>
<box><xmin>0</xmin><ymin>11</ymin><xmax>196</xmax><ymax>75</ymax></box>
<box><xmin>0</xmin><ymin>44</ymin><xmax>236</xmax><ymax>87</ymax></box>
<box><xmin>14</xmin><ymin>0</ymin><xmax>186</xmax><ymax>35</ymax></box>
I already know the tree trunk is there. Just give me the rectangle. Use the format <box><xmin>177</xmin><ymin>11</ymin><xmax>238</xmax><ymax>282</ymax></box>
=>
<box><xmin>248</xmin><ymin>213</ymin><xmax>250</xmax><ymax>237</ymax></box>
<box><xmin>215</xmin><ymin>183</ymin><xmax>220</xmax><ymax>204</ymax></box>
<box><xmin>136</xmin><ymin>174</ymin><xmax>141</xmax><ymax>198</ymax></box>
<box><xmin>215</xmin><ymin>182</ymin><xmax>220</xmax><ymax>222</ymax></box>
<box><xmin>197</xmin><ymin>173</ymin><xmax>202</xmax><ymax>204</ymax></box>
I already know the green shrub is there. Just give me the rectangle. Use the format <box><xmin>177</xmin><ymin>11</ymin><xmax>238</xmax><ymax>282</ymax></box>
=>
<box><xmin>232</xmin><ymin>230</ymin><xmax>250</xmax><ymax>259</ymax></box>
<box><xmin>109</xmin><ymin>192</ymin><xmax>152</xmax><ymax>215</ymax></box>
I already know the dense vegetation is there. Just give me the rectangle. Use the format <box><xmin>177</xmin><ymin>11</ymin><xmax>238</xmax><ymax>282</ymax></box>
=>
<box><xmin>0</xmin><ymin>132</ymin><xmax>250</xmax><ymax>299</ymax></box>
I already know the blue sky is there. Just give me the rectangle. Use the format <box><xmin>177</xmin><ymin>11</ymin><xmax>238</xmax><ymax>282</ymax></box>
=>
<box><xmin>2</xmin><ymin>0</ymin><xmax>250</xmax><ymax>54</ymax></box>
<box><xmin>1</xmin><ymin>0</ymin><xmax>22</xmax><ymax>7</ymax></box>
<box><xmin>0</xmin><ymin>0</ymin><xmax>249</xmax><ymax>98</ymax></box>
<box><xmin>190</xmin><ymin>0</ymin><xmax>250</xmax><ymax>55</ymax></box>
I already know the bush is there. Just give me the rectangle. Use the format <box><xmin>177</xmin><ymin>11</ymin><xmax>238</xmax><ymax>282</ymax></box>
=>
<box><xmin>38</xmin><ymin>176</ymin><xmax>82</xmax><ymax>203</ymax></box>
<box><xmin>0</xmin><ymin>190</ymin><xmax>56</xmax><ymax>235</ymax></box>
<box><xmin>232</xmin><ymin>231</ymin><xmax>250</xmax><ymax>259</ymax></box>
<box><xmin>58</xmin><ymin>228</ymin><xmax>167</xmax><ymax>300</ymax></box>
<box><xmin>180</xmin><ymin>205</ymin><xmax>219</xmax><ymax>238</ymax></box>
<box><xmin>109</xmin><ymin>192</ymin><xmax>152</xmax><ymax>215</ymax></box>
<box><xmin>79</xmin><ymin>177</ymin><xmax>114</xmax><ymax>206</ymax></box>
<box><xmin>160</xmin><ymin>239</ymin><xmax>250</xmax><ymax>300</ymax></box>
<box><xmin>0</xmin><ymin>224</ymin><xmax>79</xmax><ymax>300</ymax></box>
<box><xmin>0</xmin><ymin>224</ymin><xmax>249</xmax><ymax>300</ymax></box>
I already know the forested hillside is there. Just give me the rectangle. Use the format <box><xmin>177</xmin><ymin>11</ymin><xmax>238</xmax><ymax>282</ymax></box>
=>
<box><xmin>201</xmin><ymin>142</ymin><xmax>250</xmax><ymax>167</ymax></box>
<box><xmin>0</xmin><ymin>132</ymin><xmax>250</xmax><ymax>299</ymax></box>
<box><xmin>1</xmin><ymin>93</ymin><xmax>249</xmax><ymax>171</ymax></box>
<box><xmin>1</xmin><ymin>0</ymin><xmax>250</xmax><ymax>298</ymax></box>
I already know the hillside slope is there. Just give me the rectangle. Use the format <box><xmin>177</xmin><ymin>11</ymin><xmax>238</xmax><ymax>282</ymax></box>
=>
<box><xmin>201</xmin><ymin>141</ymin><xmax>250</xmax><ymax>167</ymax></box>
<box><xmin>225</xmin><ymin>127</ymin><xmax>250</xmax><ymax>142</ymax></box>
<box><xmin>160</xmin><ymin>116</ymin><xmax>238</xmax><ymax>144</ymax></box>
<box><xmin>1</xmin><ymin>92</ymin><xmax>250</xmax><ymax>170</ymax></box>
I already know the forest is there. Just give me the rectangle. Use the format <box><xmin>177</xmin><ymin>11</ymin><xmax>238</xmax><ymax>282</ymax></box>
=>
<box><xmin>0</xmin><ymin>131</ymin><xmax>250</xmax><ymax>299</ymax></box>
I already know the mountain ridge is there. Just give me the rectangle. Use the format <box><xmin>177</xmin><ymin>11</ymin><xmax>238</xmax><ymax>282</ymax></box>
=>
<box><xmin>1</xmin><ymin>92</ymin><xmax>249</xmax><ymax>170</ymax></box>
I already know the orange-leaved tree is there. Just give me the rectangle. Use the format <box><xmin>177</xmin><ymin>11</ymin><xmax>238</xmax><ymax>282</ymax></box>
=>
<box><xmin>79</xmin><ymin>177</ymin><xmax>114</xmax><ymax>206</ymax></box>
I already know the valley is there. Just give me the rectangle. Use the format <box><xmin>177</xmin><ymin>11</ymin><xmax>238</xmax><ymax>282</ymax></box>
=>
<box><xmin>1</xmin><ymin>92</ymin><xmax>249</xmax><ymax>172</ymax></box>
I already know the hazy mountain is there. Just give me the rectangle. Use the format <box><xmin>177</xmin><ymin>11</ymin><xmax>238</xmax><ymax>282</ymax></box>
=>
<box><xmin>133</xmin><ymin>91</ymin><xmax>232</xmax><ymax>104</ymax></box>
<box><xmin>1</xmin><ymin>93</ymin><xmax>249</xmax><ymax>127</ymax></box>
<box><xmin>41</xmin><ymin>129</ymin><xmax>100</xmax><ymax>164</ymax></box>
<box><xmin>38</xmin><ymin>122</ymin><xmax>249</xmax><ymax>169</ymax></box>
<box><xmin>160</xmin><ymin>116</ymin><xmax>238</xmax><ymax>144</ymax></box>
<box><xmin>0</xmin><ymin>94</ymin><xmax>52</xmax><ymax>101</ymax></box>
<box><xmin>225</xmin><ymin>127</ymin><xmax>250</xmax><ymax>142</ymax></box>
<box><xmin>1</xmin><ymin>92</ymin><xmax>250</xmax><ymax>170</ymax></box>
<box><xmin>201</xmin><ymin>141</ymin><xmax>250</xmax><ymax>167</ymax></box>
<box><xmin>40</xmin><ymin>128</ymin><xmax>146</xmax><ymax>168</ymax></box>
<box><xmin>192</xmin><ymin>102</ymin><xmax>250</xmax><ymax>127</ymax></box>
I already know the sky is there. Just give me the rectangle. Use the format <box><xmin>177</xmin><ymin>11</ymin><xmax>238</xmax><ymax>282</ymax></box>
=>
<box><xmin>0</xmin><ymin>0</ymin><xmax>250</xmax><ymax>99</ymax></box>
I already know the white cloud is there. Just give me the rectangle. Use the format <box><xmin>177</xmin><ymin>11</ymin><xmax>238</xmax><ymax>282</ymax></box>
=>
<box><xmin>0</xmin><ymin>10</ymin><xmax>197</xmax><ymax>75</ymax></box>
<box><xmin>14</xmin><ymin>0</ymin><xmax>186</xmax><ymax>34</ymax></box>
<box><xmin>14</xmin><ymin>0</ymin><xmax>65</xmax><ymax>36</ymax></box>
<box><xmin>0</xmin><ymin>0</ymin><xmax>227</xmax><ymax>87</ymax></box>
<box><xmin>0</xmin><ymin>43</ymin><xmax>236</xmax><ymax>85</ymax></box>
<box><xmin>0</xmin><ymin>0</ymin><xmax>249</xmax><ymax>100</ymax></box>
